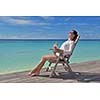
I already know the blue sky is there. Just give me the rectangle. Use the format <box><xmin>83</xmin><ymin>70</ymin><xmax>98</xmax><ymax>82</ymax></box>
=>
<box><xmin>0</xmin><ymin>16</ymin><xmax>100</xmax><ymax>39</ymax></box>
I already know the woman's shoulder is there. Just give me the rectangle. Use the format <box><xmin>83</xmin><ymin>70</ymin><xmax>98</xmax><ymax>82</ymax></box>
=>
<box><xmin>63</xmin><ymin>39</ymin><xmax>75</xmax><ymax>44</ymax></box>
<box><xmin>68</xmin><ymin>40</ymin><xmax>75</xmax><ymax>45</ymax></box>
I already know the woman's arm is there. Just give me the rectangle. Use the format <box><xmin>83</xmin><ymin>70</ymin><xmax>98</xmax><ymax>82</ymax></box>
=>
<box><xmin>52</xmin><ymin>42</ymin><xmax>64</xmax><ymax>54</ymax></box>
<box><xmin>54</xmin><ymin>48</ymin><xmax>64</xmax><ymax>54</ymax></box>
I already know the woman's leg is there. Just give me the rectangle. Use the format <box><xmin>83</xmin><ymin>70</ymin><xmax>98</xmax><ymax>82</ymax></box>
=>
<box><xmin>28</xmin><ymin>54</ymin><xmax>57</xmax><ymax>76</ymax></box>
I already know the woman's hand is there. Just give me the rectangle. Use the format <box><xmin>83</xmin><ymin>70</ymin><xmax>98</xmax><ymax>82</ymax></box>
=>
<box><xmin>53</xmin><ymin>43</ymin><xmax>58</xmax><ymax>52</ymax></box>
<box><xmin>53</xmin><ymin>42</ymin><xmax>64</xmax><ymax>54</ymax></box>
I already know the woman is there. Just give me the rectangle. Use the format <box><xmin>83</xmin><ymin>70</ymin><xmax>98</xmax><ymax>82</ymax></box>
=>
<box><xmin>28</xmin><ymin>30</ymin><xmax>78</xmax><ymax>77</ymax></box>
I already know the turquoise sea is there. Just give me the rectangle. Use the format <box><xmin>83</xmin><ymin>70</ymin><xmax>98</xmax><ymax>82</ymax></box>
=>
<box><xmin>0</xmin><ymin>39</ymin><xmax>100</xmax><ymax>74</ymax></box>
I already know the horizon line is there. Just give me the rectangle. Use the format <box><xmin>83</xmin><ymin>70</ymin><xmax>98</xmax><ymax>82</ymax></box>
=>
<box><xmin>0</xmin><ymin>38</ymin><xmax>100</xmax><ymax>40</ymax></box>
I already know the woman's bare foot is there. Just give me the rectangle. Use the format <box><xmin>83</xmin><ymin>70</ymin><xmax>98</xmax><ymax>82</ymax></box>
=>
<box><xmin>28</xmin><ymin>72</ymin><xmax>32</xmax><ymax>76</ymax></box>
<box><xmin>30</xmin><ymin>72</ymin><xmax>40</xmax><ymax>77</ymax></box>
<box><xmin>28</xmin><ymin>69</ymin><xmax>37</xmax><ymax>76</ymax></box>
<box><xmin>28</xmin><ymin>70</ymin><xmax>40</xmax><ymax>77</ymax></box>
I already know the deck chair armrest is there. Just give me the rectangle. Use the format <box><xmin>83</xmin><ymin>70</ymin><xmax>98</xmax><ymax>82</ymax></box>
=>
<box><xmin>49</xmin><ymin>48</ymin><xmax>63</xmax><ymax>53</ymax></box>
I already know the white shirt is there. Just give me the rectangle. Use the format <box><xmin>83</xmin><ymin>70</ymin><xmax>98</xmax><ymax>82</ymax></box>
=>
<box><xmin>56</xmin><ymin>39</ymin><xmax>75</xmax><ymax>57</ymax></box>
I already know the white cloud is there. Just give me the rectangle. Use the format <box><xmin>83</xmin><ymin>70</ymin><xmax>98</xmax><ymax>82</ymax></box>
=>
<box><xmin>65</xmin><ymin>17</ymin><xmax>71</xmax><ymax>21</ymax></box>
<box><xmin>0</xmin><ymin>34</ymin><xmax>18</xmax><ymax>39</ymax></box>
<box><xmin>40</xmin><ymin>16</ymin><xmax>55</xmax><ymax>20</ymax></box>
<box><xmin>0</xmin><ymin>32</ymin><xmax>100</xmax><ymax>39</ymax></box>
<box><xmin>42</xmin><ymin>26</ymin><xmax>53</xmax><ymax>29</ymax></box>
<box><xmin>0</xmin><ymin>17</ymin><xmax>33</xmax><ymax>25</ymax></box>
<box><xmin>9</xmin><ymin>18</ymin><xmax>33</xmax><ymax>25</ymax></box>
<box><xmin>74</xmin><ymin>23</ymin><xmax>90</xmax><ymax>26</ymax></box>
<box><xmin>80</xmin><ymin>33</ymin><xmax>100</xmax><ymax>39</ymax></box>
<box><xmin>0</xmin><ymin>16</ymin><xmax>49</xmax><ymax>26</ymax></box>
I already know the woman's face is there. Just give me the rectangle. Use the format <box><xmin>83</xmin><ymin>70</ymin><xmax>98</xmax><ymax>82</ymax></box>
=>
<box><xmin>68</xmin><ymin>32</ymin><xmax>75</xmax><ymax>40</ymax></box>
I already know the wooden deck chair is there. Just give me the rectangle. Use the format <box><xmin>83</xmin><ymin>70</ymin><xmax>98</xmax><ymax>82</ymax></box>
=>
<box><xmin>46</xmin><ymin>35</ymin><xmax>80</xmax><ymax>78</ymax></box>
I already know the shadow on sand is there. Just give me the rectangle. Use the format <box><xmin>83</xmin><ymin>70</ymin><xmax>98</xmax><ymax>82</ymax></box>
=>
<box><xmin>39</xmin><ymin>71</ymin><xmax>100</xmax><ymax>82</ymax></box>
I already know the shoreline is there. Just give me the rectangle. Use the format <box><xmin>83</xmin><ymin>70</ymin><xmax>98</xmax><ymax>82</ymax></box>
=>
<box><xmin>0</xmin><ymin>59</ymin><xmax>100</xmax><ymax>76</ymax></box>
<box><xmin>0</xmin><ymin>59</ymin><xmax>100</xmax><ymax>83</ymax></box>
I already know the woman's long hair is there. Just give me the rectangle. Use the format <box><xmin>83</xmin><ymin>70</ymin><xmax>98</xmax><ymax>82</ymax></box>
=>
<box><xmin>72</xmin><ymin>30</ymin><xmax>78</xmax><ymax>41</ymax></box>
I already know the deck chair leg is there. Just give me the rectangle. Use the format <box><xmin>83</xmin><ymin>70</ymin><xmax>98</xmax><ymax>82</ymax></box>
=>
<box><xmin>49</xmin><ymin>60</ymin><xmax>59</xmax><ymax>78</ymax></box>
<box><xmin>62</xmin><ymin>63</ymin><xmax>68</xmax><ymax>71</ymax></box>
<box><xmin>45</xmin><ymin>62</ymin><xmax>52</xmax><ymax>72</ymax></box>
<box><xmin>65</xmin><ymin>61</ymin><xmax>72</xmax><ymax>72</ymax></box>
